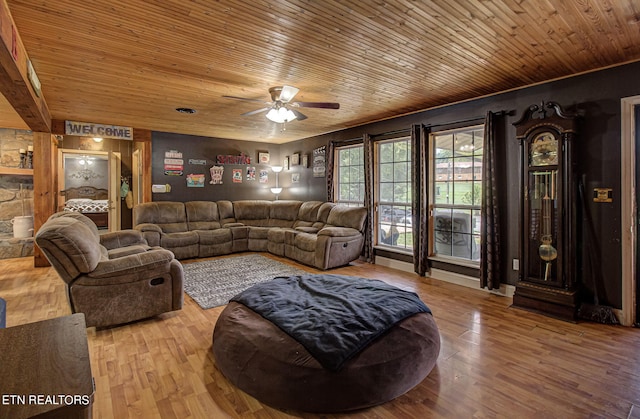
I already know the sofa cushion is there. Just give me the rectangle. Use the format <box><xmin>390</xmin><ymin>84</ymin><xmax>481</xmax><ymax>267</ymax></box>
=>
<box><xmin>317</xmin><ymin>202</ymin><xmax>336</xmax><ymax>224</ymax></box>
<box><xmin>50</xmin><ymin>211</ymin><xmax>101</xmax><ymax>242</ymax></box>
<box><xmin>326</xmin><ymin>206</ymin><xmax>367</xmax><ymax>232</ymax></box>
<box><xmin>217</xmin><ymin>200</ymin><xmax>237</xmax><ymax>225</ymax></box>
<box><xmin>269</xmin><ymin>201</ymin><xmax>303</xmax><ymax>228</ymax></box>
<box><xmin>186</xmin><ymin>201</ymin><xmax>221</xmax><ymax>230</ymax></box>
<box><xmin>161</xmin><ymin>231</ymin><xmax>199</xmax><ymax>247</ymax></box>
<box><xmin>35</xmin><ymin>216</ymin><xmax>106</xmax><ymax>283</ymax></box>
<box><xmin>134</xmin><ymin>202</ymin><xmax>188</xmax><ymax>233</ymax></box>
<box><xmin>267</xmin><ymin>227</ymin><xmax>293</xmax><ymax>243</ymax></box>
<box><xmin>295</xmin><ymin>226</ymin><xmax>320</xmax><ymax>234</ymax></box>
<box><xmin>297</xmin><ymin>201</ymin><xmax>324</xmax><ymax>222</ymax></box>
<box><xmin>294</xmin><ymin>232</ymin><xmax>318</xmax><ymax>252</ymax></box>
<box><xmin>196</xmin><ymin>228</ymin><xmax>232</xmax><ymax>245</ymax></box>
<box><xmin>234</xmin><ymin>200</ymin><xmax>271</xmax><ymax>226</ymax></box>
<box><xmin>248</xmin><ymin>226</ymin><xmax>270</xmax><ymax>240</ymax></box>
<box><xmin>108</xmin><ymin>244</ymin><xmax>152</xmax><ymax>259</ymax></box>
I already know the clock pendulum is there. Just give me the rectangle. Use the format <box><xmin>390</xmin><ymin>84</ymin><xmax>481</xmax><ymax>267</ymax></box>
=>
<box><xmin>538</xmin><ymin>171</ymin><xmax>557</xmax><ymax>280</ymax></box>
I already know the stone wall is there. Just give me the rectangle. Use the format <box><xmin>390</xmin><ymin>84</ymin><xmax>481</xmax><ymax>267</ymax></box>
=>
<box><xmin>0</xmin><ymin>129</ymin><xmax>34</xmax><ymax>259</ymax></box>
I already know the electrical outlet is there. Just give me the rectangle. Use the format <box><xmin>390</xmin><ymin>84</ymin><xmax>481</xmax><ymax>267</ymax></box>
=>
<box><xmin>512</xmin><ymin>259</ymin><xmax>520</xmax><ymax>271</ymax></box>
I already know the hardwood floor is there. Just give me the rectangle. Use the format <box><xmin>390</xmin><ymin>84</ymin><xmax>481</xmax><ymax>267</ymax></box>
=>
<box><xmin>1</xmin><ymin>254</ymin><xmax>639</xmax><ymax>418</ymax></box>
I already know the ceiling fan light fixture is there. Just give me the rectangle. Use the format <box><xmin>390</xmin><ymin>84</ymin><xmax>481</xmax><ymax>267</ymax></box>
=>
<box><xmin>266</xmin><ymin>107</ymin><xmax>297</xmax><ymax>124</ymax></box>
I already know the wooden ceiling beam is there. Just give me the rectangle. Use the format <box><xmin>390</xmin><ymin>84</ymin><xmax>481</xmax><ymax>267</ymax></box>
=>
<box><xmin>0</xmin><ymin>0</ymin><xmax>50</xmax><ymax>132</ymax></box>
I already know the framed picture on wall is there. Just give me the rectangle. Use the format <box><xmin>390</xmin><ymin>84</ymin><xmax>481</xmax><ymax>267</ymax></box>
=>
<box><xmin>291</xmin><ymin>173</ymin><xmax>300</xmax><ymax>183</ymax></box>
<box><xmin>291</xmin><ymin>153</ymin><xmax>300</xmax><ymax>166</ymax></box>
<box><xmin>284</xmin><ymin>156</ymin><xmax>290</xmax><ymax>170</ymax></box>
<box><xmin>302</xmin><ymin>154</ymin><xmax>309</xmax><ymax>168</ymax></box>
<box><xmin>258</xmin><ymin>152</ymin><xmax>270</xmax><ymax>164</ymax></box>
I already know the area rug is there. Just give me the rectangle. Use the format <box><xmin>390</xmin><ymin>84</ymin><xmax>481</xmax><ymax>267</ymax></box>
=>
<box><xmin>182</xmin><ymin>254</ymin><xmax>308</xmax><ymax>309</ymax></box>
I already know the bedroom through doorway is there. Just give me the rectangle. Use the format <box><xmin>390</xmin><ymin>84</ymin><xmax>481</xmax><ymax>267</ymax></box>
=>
<box><xmin>58</xmin><ymin>149</ymin><xmax>121</xmax><ymax>231</ymax></box>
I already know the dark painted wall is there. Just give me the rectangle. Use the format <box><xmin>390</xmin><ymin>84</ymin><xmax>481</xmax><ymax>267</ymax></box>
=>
<box><xmin>297</xmin><ymin>61</ymin><xmax>640</xmax><ymax>308</ymax></box>
<box><xmin>150</xmin><ymin>61</ymin><xmax>640</xmax><ymax>309</ymax></box>
<box><xmin>151</xmin><ymin>131</ymin><xmax>329</xmax><ymax>202</ymax></box>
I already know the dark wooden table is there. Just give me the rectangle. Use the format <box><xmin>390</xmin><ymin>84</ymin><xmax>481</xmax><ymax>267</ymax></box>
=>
<box><xmin>0</xmin><ymin>313</ymin><xmax>94</xmax><ymax>419</ymax></box>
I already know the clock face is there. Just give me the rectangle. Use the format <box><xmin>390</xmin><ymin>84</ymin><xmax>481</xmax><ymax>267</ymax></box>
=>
<box><xmin>530</xmin><ymin>131</ymin><xmax>558</xmax><ymax>166</ymax></box>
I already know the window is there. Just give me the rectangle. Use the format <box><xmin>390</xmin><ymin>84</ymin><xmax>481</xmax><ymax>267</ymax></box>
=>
<box><xmin>335</xmin><ymin>144</ymin><xmax>364</xmax><ymax>206</ymax></box>
<box><xmin>376</xmin><ymin>137</ymin><xmax>412</xmax><ymax>251</ymax></box>
<box><xmin>430</xmin><ymin>125</ymin><xmax>483</xmax><ymax>262</ymax></box>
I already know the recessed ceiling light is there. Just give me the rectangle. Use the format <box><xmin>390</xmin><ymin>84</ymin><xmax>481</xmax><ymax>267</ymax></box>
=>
<box><xmin>175</xmin><ymin>107</ymin><xmax>196</xmax><ymax>114</ymax></box>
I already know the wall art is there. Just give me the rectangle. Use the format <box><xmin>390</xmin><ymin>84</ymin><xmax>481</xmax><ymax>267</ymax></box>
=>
<box><xmin>186</xmin><ymin>174</ymin><xmax>205</xmax><ymax>187</ymax></box>
<box><xmin>246</xmin><ymin>166</ymin><xmax>256</xmax><ymax>181</ymax></box>
<box><xmin>232</xmin><ymin>169</ymin><xmax>243</xmax><ymax>183</ymax></box>
<box><xmin>209</xmin><ymin>166</ymin><xmax>224</xmax><ymax>184</ymax></box>
<box><xmin>258</xmin><ymin>152</ymin><xmax>270</xmax><ymax>164</ymax></box>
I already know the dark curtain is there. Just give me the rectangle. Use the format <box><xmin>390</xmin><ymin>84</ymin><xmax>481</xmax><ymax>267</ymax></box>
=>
<box><xmin>480</xmin><ymin>111</ymin><xmax>502</xmax><ymax>289</ymax></box>
<box><xmin>326</xmin><ymin>141</ymin><xmax>336</xmax><ymax>201</ymax></box>
<box><xmin>411</xmin><ymin>124</ymin><xmax>430</xmax><ymax>275</ymax></box>
<box><xmin>363</xmin><ymin>133</ymin><xmax>374</xmax><ymax>262</ymax></box>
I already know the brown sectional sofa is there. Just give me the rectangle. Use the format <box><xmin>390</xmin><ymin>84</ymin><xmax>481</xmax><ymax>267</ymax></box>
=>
<box><xmin>133</xmin><ymin>200</ymin><xmax>368</xmax><ymax>270</ymax></box>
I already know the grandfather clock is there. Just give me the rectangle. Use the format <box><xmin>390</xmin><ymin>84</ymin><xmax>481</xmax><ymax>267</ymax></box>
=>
<box><xmin>512</xmin><ymin>101</ymin><xmax>579</xmax><ymax>321</ymax></box>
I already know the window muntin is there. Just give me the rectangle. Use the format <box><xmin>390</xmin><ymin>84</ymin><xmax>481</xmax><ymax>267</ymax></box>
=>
<box><xmin>431</xmin><ymin>126</ymin><xmax>483</xmax><ymax>262</ymax></box>
<box><xmin>335</xmin><ymin>144</ymin><xmax>364</xmax><ymax>207</ymax></box>
<box><xmin>377</xmin><ymin>137</ymin><xmax>412</xmax><ymax>251</ymax></box>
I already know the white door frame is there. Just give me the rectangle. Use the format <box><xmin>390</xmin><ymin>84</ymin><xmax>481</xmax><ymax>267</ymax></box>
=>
<box><xmin>621</xmin><ymin>95</ymin><xmax>639</xmax><ymax>326</ymax></box>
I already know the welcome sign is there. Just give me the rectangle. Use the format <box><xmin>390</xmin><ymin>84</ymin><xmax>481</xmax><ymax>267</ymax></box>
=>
<box><xmin>65</xmin><ymin>120</ymin><xmax>133</xmax><ymax>141</ymax></box>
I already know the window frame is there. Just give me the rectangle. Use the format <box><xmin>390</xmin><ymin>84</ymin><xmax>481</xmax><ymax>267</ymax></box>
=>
<box><xmin>333</xmin><ymin>143</ymin><xmax>365</xmax><ymax>207</ymax></box>
<box><xmin>428</xmin><ymin>124</ymin><xmax>484</xmax><ymax>266</ymax></box>
<box><xmin>374</xmin><ymin>136</ymin><xmax>413</xmax><ymax>253</ymax></box>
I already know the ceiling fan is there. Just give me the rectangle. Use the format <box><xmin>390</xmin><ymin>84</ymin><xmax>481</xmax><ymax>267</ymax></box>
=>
<box><xmin>223</xmin><ymin>86</ymin><xmax>340</xmax><ymax>124</ymax></box>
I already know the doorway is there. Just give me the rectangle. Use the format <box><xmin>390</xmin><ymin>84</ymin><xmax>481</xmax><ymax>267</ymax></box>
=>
<box><xmin>58</xmin><ymin>149</ymin><xmax>122</xmax><ymax>231</ymax></box>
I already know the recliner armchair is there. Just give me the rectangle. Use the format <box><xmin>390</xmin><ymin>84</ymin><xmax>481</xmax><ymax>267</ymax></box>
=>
<box><xmin>35</xmin><ymin>212</ymin><xmax>184</xmax><ymax>327</ymax></box>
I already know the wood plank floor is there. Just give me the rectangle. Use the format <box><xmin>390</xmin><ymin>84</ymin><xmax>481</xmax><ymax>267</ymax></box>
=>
<box><xmin>1</xmin><ymin>253</ymin><xmax>640</xmax><ymax>418</ymax></box>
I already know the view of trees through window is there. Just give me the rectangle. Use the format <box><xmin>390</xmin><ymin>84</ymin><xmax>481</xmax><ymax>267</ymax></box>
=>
<box><xmin>336</xmin><ymin>145</ymin><xmax>364</xmax><ymax>207</ymax></box>
<box><xmin>431</xmin><ymin>125</ymin><xmax>483</xmax><ymax>262</ymax></box>
<box><xmin>377</xmin><ymin>137</ymin><xmax>412</xmax><ymax>251</ymax></box>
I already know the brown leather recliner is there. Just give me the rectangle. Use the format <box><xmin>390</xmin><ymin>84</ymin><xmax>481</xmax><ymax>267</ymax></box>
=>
<box><xmin>35</xmin><ymin>212</ymin><xmax>183</xmax><ymax>327</ymax></box>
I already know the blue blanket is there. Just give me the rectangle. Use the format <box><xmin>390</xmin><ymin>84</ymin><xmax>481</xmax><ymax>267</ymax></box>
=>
<box><xmin>231</xmin><ymin>274</ymin><xmax>431</xmax><ymax>371</ymax></box>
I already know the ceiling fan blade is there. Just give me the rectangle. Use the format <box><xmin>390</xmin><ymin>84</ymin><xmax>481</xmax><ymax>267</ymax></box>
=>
<box><xmin>223</xmin><ymin>95</ymin><xmax>270</xmax><ymax>104</ymax></box>
<box><xmin>241</xmin><ymin>107</ymin><xmax>271</xmax><ymax>116</ymax></box>
<box><xmin>279</xmin><ymin>85</ymin><xmax>300</xmax><ymax>103</ymax></box>
<box><xmin>291</xmin><ymin>101</ymin><xmax>340</xmax><ymax>109</ymax></box>
<box><xmin>290</xmin><ymin>109</ymin><xmax>308</xmax><ymax>121</ymax></box>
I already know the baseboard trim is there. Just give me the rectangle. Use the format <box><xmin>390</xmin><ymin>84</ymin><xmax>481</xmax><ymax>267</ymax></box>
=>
<box><xmin>375</xmin><ymin>256</ymin><xmax>515</xmax><ymax>298</ymax></box>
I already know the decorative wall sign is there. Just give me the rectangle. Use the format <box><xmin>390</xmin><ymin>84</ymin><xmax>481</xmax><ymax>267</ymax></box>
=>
<box><xmin>189</xmin><ymin>159</ymin><xmax>207</xmax><ymax>165</ymax></box>
<box><xmin>186</xmin><ymin>174</ymin><xmax>205</xmax><ymax>187</ymax></box>
<box><xmin>291</xmin><ymin>153</ymin><xmax>300</xmax><ymax>166</ymax></box>
<box><xmin>164</xmin><ymin>150</ymin><xmax>184</xmax><ymax>175</ymax></box>
<box><xmin>209</xmin><ymin>166</ymin><xmax>224</xmax><ymax>184</ymax></box>
<box><xmin>302</xmin><ymin>154</ymin><xmax>309</xmax><ymax>168</ymax></box>
<box><xmin>246</xmin><ymin>167</ymin><xmax>256</xmax><ymax>181</ymax></box>
<box><xmin>232</xmin><ymin>169</ymin><xmax>243</xmax><ymax>183</ymax></box>
<box><xmin>259</xmin><ymin>170</ymin><xmax>268</xmax><ymax>183</ymax></box>
<box><xmin>65</xmin><ymin>120</ymin><xmax>134</xmax><ymax>141</ymax></box>
<box><xmin>291</xmin><ymin>173</ymin><xmax>300</xmax><ymax>183</ymax></box>
<box><xmin>284</xmin><ymin>156</ymin><xmax>290</xmax><ymax>170</ymax></box>
<box><xmin>258</xmin><ymin>152</ymin><xmax>270</xmax><ymax>164</ymax></box>
<box><xmin>217</xmin><ymin>152</ymin><xmax>251</xmax><ymax>165</ymax></box>
<box><xmin>313</xmin><ymin>146</ymin><xmax>326</xmax><ymax>178</ymax></box>
<box><xmin>152</xmin><ymin>184</ymin><xmax>171</xmax><ymax>193</ymax></box>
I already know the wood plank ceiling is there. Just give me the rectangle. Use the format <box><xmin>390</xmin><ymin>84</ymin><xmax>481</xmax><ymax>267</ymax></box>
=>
<box><xmin>4</xmin><ymin>0</ymin><xmax>640</xmax><ymax>144</ymax></box>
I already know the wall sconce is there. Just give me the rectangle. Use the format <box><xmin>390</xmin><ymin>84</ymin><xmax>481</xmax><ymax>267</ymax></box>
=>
<box><xmin>270</xmin><ymin>165</ymin><xmax>283</xmax><ymax>200</ymax></box>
